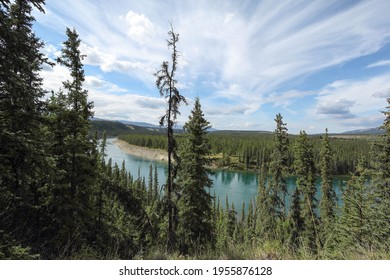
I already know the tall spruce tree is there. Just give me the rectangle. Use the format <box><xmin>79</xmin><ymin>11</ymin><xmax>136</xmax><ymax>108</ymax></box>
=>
<box><xmin>294</xmin><ymin>130</ymin><xmax>319</xmax><ymax>252</ymax></box>
<box><xmin>155</xmin><ymin>24</ymin><xmax>187</xmax><ymax>251</ymax></box>
<box><xmin>319</xmin><ymin>128</ymin><xmax>336</xmax><ymax>242</ymax></box>
<box><xmin>268</xmin><ymin>113</ymin><xmax>289</xmax><ymax>239</ymax></box>
<box><xmin>369</xmin><ymin>97</ymin><xmax>390</xmax><ymax>250</ymax></box>
<box><xmin>176</xmin><ymin>97</ymin><xmax>214</xmax><ymax>253</ymax></box>
<box><xmin>0</xmin><ymin>0</ymin><xmax>48</xmax><ymax>258</ymax></box>
<box><xmin>46</xmin><ymin>28</ymin><xmax>96</xmax><ymax>257</ymax></box>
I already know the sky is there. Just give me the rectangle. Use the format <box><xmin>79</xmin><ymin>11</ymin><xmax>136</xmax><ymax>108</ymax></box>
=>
<box><xmin>32</xmin><ymin>0</ymin><xmax>390</xmax><ymax>134</ymax></box>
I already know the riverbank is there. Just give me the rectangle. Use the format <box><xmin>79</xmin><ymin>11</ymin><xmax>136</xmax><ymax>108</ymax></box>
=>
<box><xmin>112</xmin><ymin>139</ymin><xmax>236</xmax><ymax>172</ymax></box>
<box><xmin>113</xmin><ymin>139</ymin><xmax>168</xmax><ymax>162</ymax></box>
<box><xmin>112</xmin><ymin>139</ymin><xmax>268</xmax><ymax>174</ymax></box>
<box><xmin>113</xmin><ymin>139</ymin><xmax>351</xmax><ymax>178</ymax></box>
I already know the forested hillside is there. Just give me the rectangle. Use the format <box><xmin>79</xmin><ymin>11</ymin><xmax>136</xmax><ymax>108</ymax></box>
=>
<box><xmin>90</xmin><ymin>119</ymin><xmax>184</xmax><ymax>138</ymax></box>
<box><xmin>1</xmin><ymin>0</ymin><xmax>388</xmax><ymax>260</ymax></box>
<box><xmin>90</xmin><ymin>120</ymin><xmax>134</xmax><ymax>137</ymax></box>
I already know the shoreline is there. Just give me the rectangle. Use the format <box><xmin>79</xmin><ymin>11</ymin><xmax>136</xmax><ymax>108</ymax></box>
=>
<box><xmin>113</xmin><ymin>139</ymin><xmax>168</xmax><ymax>162</ymax></box>
<box><xmin>111</xmin><ymin>139</ymin><xmax>351</xmax><ymax>177</ymax></box>
<box><xmin>112</xmin><ymin>139</ymin><xmax>225</xmax><ymax>171</ymax></box>
<box><xmin>112</xmin><ymin>139</ymin><xmax>244</xmax><ymax>172</ymax></box>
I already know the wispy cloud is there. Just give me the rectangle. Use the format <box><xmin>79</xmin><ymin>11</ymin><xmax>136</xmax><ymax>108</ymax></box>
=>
<box><xmin>367</xmin><ymin>60</ymin><xmax>390</xmax><ymax>68</ymax></box>
<box><xmin>34</xmin><ymin>0</ymin><xmax>390</xmax><ymax>132</ymax></box>
<box><xmin>37</xmin><ymin>0</ymin><xmax>390</xmax><ymax>93</ymax></box>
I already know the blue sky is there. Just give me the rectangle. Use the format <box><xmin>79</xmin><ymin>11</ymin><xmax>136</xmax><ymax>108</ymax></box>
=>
<box><xmin>33</xmin><ymin>0</ymin><xmax>390</xmax><ymax>133</ymax></box>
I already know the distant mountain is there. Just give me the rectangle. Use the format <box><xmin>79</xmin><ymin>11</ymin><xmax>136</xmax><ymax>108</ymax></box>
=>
<box><xmin>117</xmin><ymin>120</ymin><xmax>160</xmax><ymax>128</ymax></box>
<box><xmin>341</xmin><ymin>127</ymin><xmax>384</xmax><ymax>135</ymax></box>
<box><xmin>210</xmin><ymin>129</ymin><xmax>272</xmax><ymax>135</ymax></box>
<box><xmin>91</xmin><ymin>118</ymin><xmax>160</xmax><ymax>128</ymax></box>
<box><xmin>90</xmin><ymin>119</ymin><xmax>187</xmax><ymax>137</ymax></box>
<box><xmin>92</xmin><ymin>118</ymin><xmax>222</xmax><ymax>132</ymax></box>
<box><xmin>90</xmin><ymin>119</ymin><xmax>134</xmax><ymax>137</ymax></box>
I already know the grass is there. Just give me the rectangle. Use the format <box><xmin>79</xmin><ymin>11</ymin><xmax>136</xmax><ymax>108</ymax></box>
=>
<box><xmin>131</xmin><ymin>241</ymin><xmax>389</xmax><ymax>260</ymax></box>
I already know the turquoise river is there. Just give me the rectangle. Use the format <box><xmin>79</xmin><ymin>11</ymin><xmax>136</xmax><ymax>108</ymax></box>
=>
<box><xmin>106</xmin><ymin>138</ymin><xmax>346</xmax><ymax>213</ymax></box>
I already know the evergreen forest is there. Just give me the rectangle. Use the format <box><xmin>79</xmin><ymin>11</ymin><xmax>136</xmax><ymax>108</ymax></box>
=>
<box><xmin>0</xmin><ymin>0</ymin><xmax>389</xmax><ymax>259</ymax></box>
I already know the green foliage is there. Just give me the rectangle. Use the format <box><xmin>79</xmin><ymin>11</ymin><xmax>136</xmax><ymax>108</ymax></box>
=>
<box><xmin>369</xmin><ymin>97</ymin><xmax>390</xmax><ymax>248</ymax></box>
<box><xmin>337</xmin><ymin>157</ymin><xmax>375</xmax><ymax>249</ymax></box>
<box><xmin>119</xmin><ymin>133</ymin><xmax>168</xmax><ymax>150</ymax></box>
<box><xmin>288</xmin><ymin>187</ymin><xmax>303</xmax><ymax>250</ymax></box>
<box><xmin>0</xmin><ymin>0</ymin><xmax>49</xmax><ymax>258</ymax></box>
<box><xmin>176</xmin><ymin>98</ymin><xmax>214</xmax><ymax>254</ymax></box>
<box><xmin>44</xmin><ymin>28</ymin><xmax>97</xmax><ymax>257</ymax></box>
<box><xmin>319</xmin><ymin>128</ymin><xmax>336</xmax><ymax>241</ymax></box>
<box><xmin>293</xmin><ymin>130</ymin><xmax>319</xmax><ymax>253</ymax></box>
<box><xmin>90</xmin><ymin>120</ymin><xmax>134</xmax><ymax>137</ymax></box>
<box><xmin>268</xmin><ymin>114</ymin><xmax>289</xmax><ymax>237</ymax></box>
<box><xmin>256</xmin><ymin>160</ymin><xmax>272</xmax><ymax>241</ymax></box>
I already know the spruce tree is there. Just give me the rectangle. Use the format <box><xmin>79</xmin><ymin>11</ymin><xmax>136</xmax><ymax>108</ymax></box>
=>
<box><xmin>155</xmin><ymin>24</ymin><xmax>187</xmax><ymax>251</ymax></box>
<box><xmin>0</xmin><ymin>0</ymin><xmax>48</xmax><ymax>258</ymax></box>
<box><xmin>268</xmin><ymin>113</ymin><xmax>289</xmax><ymax>239</ymax></box>
<box><xmin>176</xmin><ymin>97</ymin><xmax>214</xmax><ymax>253</ymax></box>
<box><xmin>319</xmin><ymin>128</ymin><xmax>336</xmax><ymax>242</ymax></box>
<box><xmin>294</xmin><ymin>130</ymin><xmax>319</xmax><ymax>252</ymax></box>
<box><xmin>46</xmin><ymin>28</ymin><xmax>96</xmax><ymax>257</ymax></box>
<box><xmin>369</xmin><ymin>97</ymin><xmax>390</xmax><ymax>250</ymax></box>
<box><xmin>338</xmin><ymin>156</ymin><xmax>373</xmax><ymax>249</ymax></box>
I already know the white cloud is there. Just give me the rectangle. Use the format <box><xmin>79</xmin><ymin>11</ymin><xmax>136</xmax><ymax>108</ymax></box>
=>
<box><xmin>42</xmin><ymin>43</ymin><xmax>61</xmax><ymax>59</ymax></box>
<box><xmin>317</xmin><ymin>99</ymin><xmax>356</xmax><ymax>118</ymax></box>
<box><xmin>40</xmin><ymin>64</ymin><xmax>70</xmax><ymax>94</ymax></box>
<box><xmin>205</xmin><ymin>103</ymin><xmax>259</xmax><ymax>116</ymax></box>
<box><xmin>315</xmin><ymin>74</ymin><xmax>390</xmax><ymax>115</ymax></box>
<box><xmin>80</xmin><ymin>43</ymin><xmax>152</xmax><ymax>74</ymax></box>
<box><xmin>90</xmin><ymin>90</ymin><xmax>165</xmax><ymax>124</ymax></box>
<box><xmin>84</xmin><ymin>76</ymin><xmax>127</xmax><ymax>93</ymax></box>
<box><xmin>367</xmin><ymin>60</ymin><xmax>390</xmax><ymax>68</ymax></box>
<box><xmin>79</xmin><ymin>43</ymin><xmax>155</xmax><ymax>86</ymax></box>
<box><xmin>372</xmin><ymin>88</ymin><xmax>390</xmax><ymax>98</ymax></box>
<box><xmin>120</xmin><ymin>11</ymin><xmax>156</xmax><ymax>44</ymax></box>
<box><xmin>297</xmin><ymin>73</ymin><xmax>390</xmax><ymax>131</ymax></box>
<box><xmin>265</xmin><ymin>90</ymin><xmax>316</xmax><ymax>110</ymax></box>
<box><xmin>39</xmin><ymin>62</ymin><xmax>164</xmax><ymax>124</ymax></box>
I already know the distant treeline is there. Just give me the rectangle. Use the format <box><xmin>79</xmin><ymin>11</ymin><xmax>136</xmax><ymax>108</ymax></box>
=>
<box><xmin>119</xmin><ymin>132</ymin><xmax>374</xmax><ymax>175</ymax></box>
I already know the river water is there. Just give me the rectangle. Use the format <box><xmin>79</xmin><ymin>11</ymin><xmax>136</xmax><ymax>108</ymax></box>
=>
<box><xmin>106</xmin><ymin>138</ymin><xmax>345</xmax><ymax>213</ymax></box>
